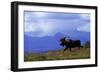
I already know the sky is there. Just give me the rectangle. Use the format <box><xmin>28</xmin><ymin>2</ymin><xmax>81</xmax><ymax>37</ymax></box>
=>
<box><xmin>24</xmin><ymin>11</ymin><xmax>90</xmax><ymax>52</ymax></box>
<box><xmin>24</xmin><ymin>11</ymin><xmax>90</xmax><ymax>37</ymax></box>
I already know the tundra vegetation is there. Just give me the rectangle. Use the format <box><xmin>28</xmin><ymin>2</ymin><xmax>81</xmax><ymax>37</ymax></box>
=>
<box><xmin>24</xmin><ymin>44</ymin><xmax>90</xmax><ymax>62</ymax></box>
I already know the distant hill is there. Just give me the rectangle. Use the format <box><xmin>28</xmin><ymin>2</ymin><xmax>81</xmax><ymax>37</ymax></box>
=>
<box><xmin>24</xmin><ymin>31</ymin><xmax>90</xmax><ymax>53</ymax></box>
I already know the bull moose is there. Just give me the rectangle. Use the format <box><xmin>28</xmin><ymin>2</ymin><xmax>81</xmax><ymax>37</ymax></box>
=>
<box><xmin>60</xmin><ymin>37</ymin><xmax>81</xmax><ymax>51</ymax></box>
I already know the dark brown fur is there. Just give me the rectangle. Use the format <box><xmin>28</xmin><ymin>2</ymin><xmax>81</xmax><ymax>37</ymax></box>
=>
<box><xmin>60</xmin><ymin>37</ymin><xmax>81</xmax><ymax>51</ymax></box>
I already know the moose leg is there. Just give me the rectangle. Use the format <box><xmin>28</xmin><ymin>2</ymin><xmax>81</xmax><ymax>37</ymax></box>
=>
<box><xmin>69</xmin><ymin>47</ymin><xmax>71</xmax><ymax>51</ymax></box>
<box><xmin>78</xmin><ymin>45</ymin><xmax>80</xmax><ymax>50</ymax></box>
<box><xmin>78</xmin><ymin>46</ymin><xmax>80</xmax><ymax>49</ymax></box>
<box><xmin>64</xmin><ymin>48</ymin><xmax>67</xmax><ymax>51</ymax></box>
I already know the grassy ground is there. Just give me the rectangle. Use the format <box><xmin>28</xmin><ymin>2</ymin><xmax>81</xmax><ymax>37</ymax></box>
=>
<box><xmin>24</xmin><ymin>48</ymin><xmax>90</xmax><ymax>62</ymax></box>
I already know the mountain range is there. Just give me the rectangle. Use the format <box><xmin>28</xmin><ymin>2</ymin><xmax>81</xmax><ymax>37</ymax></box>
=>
<box><xmin>24</xmin><ymin>31</ymin><xmax>90</xmax><ymax>53</ymax></box>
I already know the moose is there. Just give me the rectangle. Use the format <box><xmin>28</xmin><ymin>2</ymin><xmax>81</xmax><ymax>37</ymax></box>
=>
<box><xmin>60</xmin><ymin>37</ymin><xmax>81</xmax><ymax>51</ymax></box>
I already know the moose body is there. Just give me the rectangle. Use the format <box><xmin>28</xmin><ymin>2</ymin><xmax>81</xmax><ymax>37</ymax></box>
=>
<box><xmin>60</xmin><ymin>37</ymin><xmax>81</xmax><ymax>51</ymax></box>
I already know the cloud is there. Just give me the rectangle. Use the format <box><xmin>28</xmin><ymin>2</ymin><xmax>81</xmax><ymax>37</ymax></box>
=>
<box><xmin>79</xmin><ymin>14</ymin><xmax>90</xmax><ymax>20</ymax></box>
<box><xmin>76</xmin><ymin>14</ymin><xmax>90</xmax><ymax>32</ymax></box>
<box><xmin>24</xmin><ymin>11</ymin><xmax>90</xmax><ymax>37</ymax></box>
<box><xmin>77</xmin><ymin>23</ymin><xmax>90</xmax><ymax>32</ymax></box>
